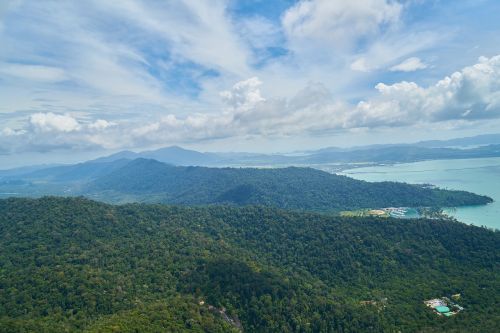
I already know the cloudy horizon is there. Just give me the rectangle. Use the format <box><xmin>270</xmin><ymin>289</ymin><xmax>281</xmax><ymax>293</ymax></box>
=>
<box><xmin>2</xmin><ymin>0</ymin><xmax>500</xmax><ymax>167</ymax></box>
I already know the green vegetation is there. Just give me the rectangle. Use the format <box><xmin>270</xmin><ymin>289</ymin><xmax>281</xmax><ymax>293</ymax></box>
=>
<box><xmin>1</xmin><ymin>158</ymin><xmax>492</xmax><ymax>212</ymax></box>
<box><xmin>87</xmin><ymin>158</ymin><xmax>492</xmax><ymax>211</ymax></box>
<box><xmin>1</xmin><ymin>197</ymin><xmax>498</xmax><ymax>332</ymax></box>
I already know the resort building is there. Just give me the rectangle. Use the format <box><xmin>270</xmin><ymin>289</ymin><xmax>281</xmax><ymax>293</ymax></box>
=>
<box><xmin>424</xmin><ymin>297</ymin><xmax>463</xmax><ymax>317</ymax></box>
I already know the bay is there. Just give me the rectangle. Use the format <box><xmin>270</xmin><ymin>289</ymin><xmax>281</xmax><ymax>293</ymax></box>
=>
<box><xmin>340</xmin><ymin>157</ymin><xmax>500</xmax><ymax>230</ymax></box>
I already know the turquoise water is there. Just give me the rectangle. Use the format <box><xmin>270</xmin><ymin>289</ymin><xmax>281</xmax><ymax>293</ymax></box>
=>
<box><xmin>340</xmin><ymin>157</ymin><xmax>500</xmax><ymax>230</ymax></box>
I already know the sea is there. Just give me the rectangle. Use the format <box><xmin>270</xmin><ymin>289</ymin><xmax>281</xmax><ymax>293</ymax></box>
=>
<box><xmin>340</xmin><ymin>157</ymin><xmax>500</xmax><ymax>230</ymax></box>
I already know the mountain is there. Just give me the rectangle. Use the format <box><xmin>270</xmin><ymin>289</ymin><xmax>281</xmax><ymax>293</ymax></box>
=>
<box><xmin>301</xmin><ymin>144</ymin><xmax>500</xmax><ymax>164</ymax></box>
<box><xmin>305</xmin><ymin>133</ymin><xmax>500</xmax><ymax>154</ymax></box>
<box><xmin>89</xmin><ymin>150</ymin><xmax>138</xmax><ymax>163</ymax></box>
<box><xmin>92</xmin><ymin>146</ymin><xmax>219</xmax><ymax>166</ymax></box>
<box><xmin>0</xmin><ymin>157</ymin><xmax>493</xmax><ymax>210</ymax></box>
<box><xmin>142</xmin><ymin>146</ymin><xmax>220</xmax><ymax>165</ymax></box>
<box><xmin>85</xmin><ymin>158</ymin><xmax>492</xmax><ymax>210</ymax></box>
<box><xmin>1</xmin><ymin>197</ymin><xmax>498</xmax><ymax>332</ymax></box>
<box><xmin>12</xmin><ymin>159</ymin><xmax>131</xmax><ymax>183</ymax></box>
<box><xmin>0</xmin><ymin>164</ymin><xmax>61</xmax><ymax>178</ymax></box>
<box><xmin>416</xmin><ymin>133</ymin><xmax>500</xmax><ymax>148</ymax></box>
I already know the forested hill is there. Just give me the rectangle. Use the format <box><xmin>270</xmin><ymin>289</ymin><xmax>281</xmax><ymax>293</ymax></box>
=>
<box><xmin>0</xmin><ymin>197</ymin><xmax>498</xmax><ymax>332</ymax></box>
<box><xmin>87</xmin><ymin>158</ymin><xmax>492</xmax><ymax>210</ymax></box>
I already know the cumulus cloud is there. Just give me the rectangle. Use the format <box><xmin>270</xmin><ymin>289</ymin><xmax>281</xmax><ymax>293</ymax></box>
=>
<box><xmin>360</xmin><ymin>55</ymin><xmax>500</xmax><ymax>124</ymax></box>
<box><xmin>117</xmin><ymin>54</ymin><xmax>500</xmax><ymax>144</ymax></box>
<box><xmin>28</xmin><ymin>113</ymin><xmax>117</xmax><ymax>134</ymax></box>
<box><xmin>390</xmin><ymin>57</ymin><xmax>428</xmax><ymax>72</ymax></box>
<box><xmin>88</xmin><ymin>119</ymin><xmax>115</xmax><ymax>131</ymax></box>
<box><xmin>219</xmin><ymin>77</ymin><xmax>265</xmax><ymax>111</ymax></box>
<box><xmin>30</xmin><ymin>113</ymin><xmax>81</xmax><ymax>133</ymax></box>
<box><xmin>0</xmin><ymin>112</ymin><xmax>121</xmax><ymax>154</ymax></box>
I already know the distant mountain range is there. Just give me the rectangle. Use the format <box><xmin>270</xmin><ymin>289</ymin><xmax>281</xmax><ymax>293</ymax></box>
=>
<box><xmin>306</xmin><ymin>133</ymin><xmax>500</xmax><ymax>153</ymax></box>
<box><xmin>301</xmin><ymin>144</ymin><xmax>500</xmax><ymax>164</ymax></box>
<box><xmin>2</xmin><ymin>134</ymin><xmax>500</xmax><ymax>173</ymax></box>
<box><xmin>416</xmin><ymin>133</ymin><xmax>500</xmax><ymax>148</ymax></box>
<box><xmin>81</xmin><ymin>142</ymin><xmax>500</xmax><ymax>168</ymax></box>
<box><xmin>82</xmin><ymin>133</ymin><xmax>500</xmax><ymax>167</ymax></box>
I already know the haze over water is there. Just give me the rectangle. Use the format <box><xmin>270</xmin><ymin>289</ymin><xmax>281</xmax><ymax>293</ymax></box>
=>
<box><xmin>342</xmin><ymin>157</ymin><xmax>500</xmax><ymax>230</ymax></box>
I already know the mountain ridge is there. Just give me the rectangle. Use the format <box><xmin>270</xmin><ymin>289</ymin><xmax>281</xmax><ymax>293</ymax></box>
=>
<box><xmin>84</xmin><ymin>158</ymin><xmax>492</xmax><ymax>210</ymax></box>
<box><xmin>86</xmin><ymin>135</ymin><xmax>500</xmax><ymax>167</ymax></box>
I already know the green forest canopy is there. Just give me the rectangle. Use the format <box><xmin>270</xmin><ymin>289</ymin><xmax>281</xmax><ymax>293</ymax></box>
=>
<box><xmin>87</xmin><ymin>158</ymin><xmax>493</xmax><ymax>210</ymax></box>
<box><xmin>1</xmin><ymin>158</ymin><xmax>492</xmax><ymax>212</ymax></box>
<box><xmin>1</xmin><ymin>197</ymin><xmax>498</xmax><ymax>332</ymax></box>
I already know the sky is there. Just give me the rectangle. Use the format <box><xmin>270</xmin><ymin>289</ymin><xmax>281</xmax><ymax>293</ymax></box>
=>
<box><xmin>2</xmin><ymin>0</ymin><xmax>500</xmax><ymax>167</ymax></box>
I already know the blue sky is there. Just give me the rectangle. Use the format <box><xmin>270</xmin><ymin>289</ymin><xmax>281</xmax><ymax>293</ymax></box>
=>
<box><xmin>1</xmin><ymin>0</ymin><xmax>500</xmax><ymax>167</ymax></box>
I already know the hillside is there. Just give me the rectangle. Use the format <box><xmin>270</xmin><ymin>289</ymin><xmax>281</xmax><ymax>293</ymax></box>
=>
<box><xmin>87</xmin><ymin>158</ymin><xmax>492</xmax><ymax>210</ymax></box>
<box><xmin>16</xmin><ymin>159</ymin><xmax>131</xmax><ymax>182</ymax></box>
<box><xmin>0</xmin><ymin>197</ymin><xmax>498</xmax><ymax>332</ymax></box>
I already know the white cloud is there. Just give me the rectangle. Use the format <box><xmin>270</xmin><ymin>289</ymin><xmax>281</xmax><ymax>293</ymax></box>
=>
<box><xmin>88</xmin><ymin>119</ymin><xmax>115</xmax><ymax>131</ymax></box>
<box><xmin>347</xmin><ymin>32</ymin><xmax>439</xmax><ymax>74</ymax></box>
<box><xmin>219</xmin><ymin>77</ymin><xmax>265</xmax><ymax>111</ymax></box>
<box><xmin>359</xmin><ymin>55</ymin><xmax>500</xmax><ymax>124</ymax></box>
<box><xmin>0</xmin><ymin>112</ymin><xmax>123</xmax><ymax>153</ymax></box>
<box><xmin>1</xmin><ymin>127</ymin><xmax>26</xmax><ymax>136</ymax></box>
<box><xmin>0</xmin><ymin>1</ymin><xmax>438</xmax><ymax>122</ymax></box>
<box><xmin>4</xmin><ymin>55</ymin><xmax>500</xmax><ymax>154</ymax></box>
<box><xmin>123</xmin><ymin>54</ymin><xmax>500</xmax><ymax>144</ymax></box>
<box><xmin>30</xmin><ymin>113</ymin><xmax>81</xmax><ymax>133</ymax></box>
<box><xmin>94</xmin><ymin>0</ymin><xmax>252</xmax><ymax>77</ymax></box>
<box><xmin>1</xmin><ymin>1</ymin><xmax>499</xmax><ymax>155</ymax></box>
<box><xmin>390</xmin><ymin>57</ymin><xmax>428</xmax><ymax>72</ymax></box>
<box><xmin>0</xmin><ymin>63</ymin><xmax>67</xmax><ymax>82</ymax></box>
<box><xmin>0</xmin><ymin>1</ymin><xmax>174</xmax><ymax>123</ymax></box>
<box><xmin>0</xmin><ymin>0</ymin><xmax>268</xmax><ymax>138</ymax></box>
<box><xmin>278</xmin><ymin>0</ymin><xmax>437</xmax><ymax>85</ymax></box>
<box><xmin>350</xmin><ymin>58</ymin><xmax>371</xmax><ymax>72</ymax></box>
<box><xmin>283</xmin><ymin>0</ymin><xmax>402</xmax><ymax>54</ymax></box>
<box><xmin>28</xmin><ymin>113</ymin><xmax>117</xmax><ymax>134</ymax></box>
